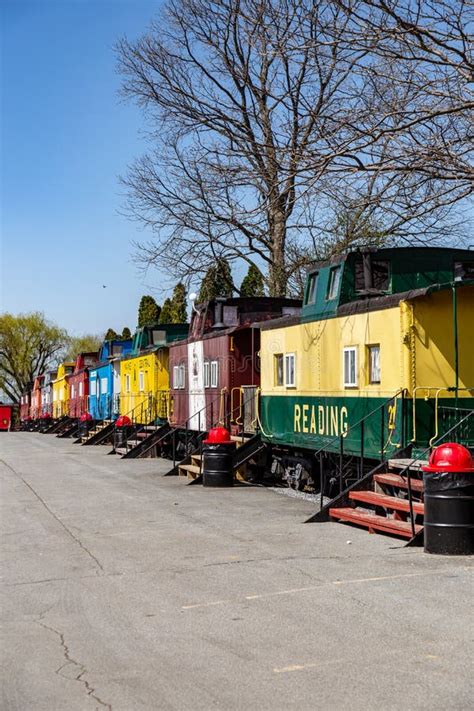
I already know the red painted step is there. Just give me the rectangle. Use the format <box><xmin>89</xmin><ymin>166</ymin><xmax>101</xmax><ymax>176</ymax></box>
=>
<box><xmin>329</xmin><ymin>507</ymin><xmax>423</xmax><ymax>538</ymax></box>
<box><xmin>374</xmin><ymin>473</ymin><xmax>424</xmax><ymax>492</ymax></box>
<box><xmin>349</xmin><ymin>490</ymin><xmax>424</xmax><ymax>515</ymax></box>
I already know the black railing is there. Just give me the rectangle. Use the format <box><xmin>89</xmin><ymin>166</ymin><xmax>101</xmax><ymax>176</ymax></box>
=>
<box><xmin>318</xmin><ymin>389</ymin><xmax>407</xmax><ymax>509</ymax></box>
<box><xmin>403</xmin><ymin>409</ymin><xmax>473</xmax><ymax>538</ymax></box>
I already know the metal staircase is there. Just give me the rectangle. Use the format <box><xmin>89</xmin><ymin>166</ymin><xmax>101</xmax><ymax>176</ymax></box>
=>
<box><xmin>309</xmin><ymin>408</ymin><xmax>473</xmax><ymax>544</ymax></box>
<box><xmin>79</xmin><ymin>420</ymin><xmax>114</xmax><ymax>446</ymax></box>
<box><xmin>114</xmin><ymin>423</ymin><xmax>172</xmax><ymax>459</ymax></box>
<box><xmin>109</xmin><ymin>393</ymin><xmax>170</xmax><ymax>458</ymax></box>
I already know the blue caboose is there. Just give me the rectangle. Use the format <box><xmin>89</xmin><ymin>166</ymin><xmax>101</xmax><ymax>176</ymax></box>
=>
<box><xmin>88</xmin><ymin>339</ymin><xmax>133</xmax><ymax>421</ymax></box>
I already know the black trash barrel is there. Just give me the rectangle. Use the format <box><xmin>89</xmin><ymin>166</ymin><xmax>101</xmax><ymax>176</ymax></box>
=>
<box><xmin>423</xmin><ymin>443</ymin><xmax>474</xmax><ymax>555</ymax></box>
<box><xmin>115</xmin><ymin>415</ymin><xmax>133</xmax><ymax>449</ymax></box>
<box><xmin>202</xmin><ymin>427</ymin><xmax>236</xmax><ymax>487</ymax></box>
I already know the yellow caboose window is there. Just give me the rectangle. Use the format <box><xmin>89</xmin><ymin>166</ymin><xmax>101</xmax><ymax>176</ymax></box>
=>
<box><xmin>274</xmin><ymin>354</ymin><xmax>284</xmax><ymax>386</ymax></box>
<box><xmin>368</xmin><ymin>345</ymin><xmax>381</xmax><ymax>384</ymax></box>
<box><xmin>343</xmin><ymin>347</ymin><xmax>358</xmax><ymax>388</ymax></box>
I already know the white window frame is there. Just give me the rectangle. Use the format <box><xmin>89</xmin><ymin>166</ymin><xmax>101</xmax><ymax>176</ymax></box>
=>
<box><xmin>210</xmin><ymin>360</ymin><xmax>218</xmax><ymax>388</ymax></box>
<box><xmin>125</xmin><ymin>374</ymin><xmax>131</xmax><ymax>393</ymax></box>
<box><xmin>343</xmin><ymin>347</ymin><xmax>358</xmax><ymax>388</ymax></box>
<box><xmin>204</xmin><ymin>362</ymin><xmax>210</xmax><ymax>388</ymax></box>
<box><xmin>70</xmin><ymin>384</ymin><xmax>75</xmax><ymax>400</ymax></box>
<box><xmin>179</xmin><ymin>364</ymin><xmax>185</xmax><ymax>389</ymax></box>
<box><xmin>100</xmin><ymin>377</ymin><xmax>108</xmax><ymax>394</ymax></box>
<box><xmin>306</xmin><ymin>272</ymin><xmax>318</xmax><ymax>304</ymax></box>
<box><xmin>284</xmin><ymin>353</ymin><xmax>296</xmax><ymax>388</ymax></box>
<box><xmin>79</xmin><ymin>381</ymin><xmax>84</xmax><ymax>397</ymax></box>
<box><xmin>368</xmin><ymin>344</ymin><xmax>381</xmax><ymax>384</ymax></box>
<box><xmin>327</xmin><ymin>266</ymin><xmax>341</xmax><ymax>300</ymax></box>
<box><xmin>139</xmin><ymin>371</ymin><xmax>145</xmax><ymax>392</ymax></box>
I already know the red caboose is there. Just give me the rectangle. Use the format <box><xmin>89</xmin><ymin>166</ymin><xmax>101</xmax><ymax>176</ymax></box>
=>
<box><xmin>0</xmin><ymin>404</ymin><xmax>13</xmax><ymax>431</ymax></box>
<box><xmin>68</xmin><ymin>352</ymin><xmax>99</xmax><ymax>419</ymax></box>
<box><xmin>20</xmin><ymin>386</ymin><xmax>33</xmax><ymax>424</ymax></box>
<box><xmin>30</xmin><ymin>375</ymin><xmax>44</xmax><ymax>420</ymax></box>
<box><xmin>168</xmin><ymin>297</ymin><xmax>301</xmax><ymax>434</ymax></box>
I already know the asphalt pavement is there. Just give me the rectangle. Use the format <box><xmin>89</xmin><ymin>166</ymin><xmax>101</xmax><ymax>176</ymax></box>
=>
<box><xmin>1</xmin><ymin>432</ymin><xmax>472</xmax><ymax>710</ymax></box>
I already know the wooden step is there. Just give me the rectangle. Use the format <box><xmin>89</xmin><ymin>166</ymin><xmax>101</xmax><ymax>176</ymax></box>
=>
<box><xmin>230</xmin><ymin>435</ymin><xmax>250</xmax><ymax>445</ymax></box>
<box><xmin>349</xmin><ymin>490</ymin><xmax>424</xmax><ymax>515</ymax></box>
<box><xmin>191</xmin><ymin>453</ymin><xmax>202</xmax><ymax>465</ymax></box>
<box><xmin>388</xmin><ymin>458</ymin><xmax>428</xmax><ymax>471</ymax></box>
<box><xmin>330</xmin><ymin>507</ymin><xmax>423</xmax><ymax>539</ymax></box>
<box><xmin>178</xmin><ymin>463</ymin><xmax>201</xmax><ymax>480</ymax></box>
<box><xmin>374</xmin><ymin>473</ymin><xmax>424</xmax><ymax>492</ymax></box>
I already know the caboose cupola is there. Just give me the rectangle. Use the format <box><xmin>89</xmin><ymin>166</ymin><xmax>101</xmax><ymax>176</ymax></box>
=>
<box><xmin>302</xmin><ymin>246</ymin><xmax>474</xmax><ymax>323</ymax></box>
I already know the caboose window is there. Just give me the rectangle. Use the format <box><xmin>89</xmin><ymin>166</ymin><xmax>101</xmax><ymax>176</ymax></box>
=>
<box><xmin>204</xmin><ymin>362</ymin><xmax>210</xmax><ymax>388</ymax></box>
<box><xmin>306</xmin><ymin>273</ymin><xmax>318</xmax><ymax>304</ymax></box>
<box><xmin>454</xmin><ymin>261</ymin><xmax>474</xmax><ymax>281</ymax></box>
<box><xmin>139</xmin><ymin>372</ymin><xmax>145</xmax><ymax>392</ymax></box>
<box><xmin>327</xmin><ymin>266</ymin><xmax>341</xmax><ymax>300</ymax></box>
<box><xmin>368</xmin><ymin>345</ymin><xmax>381</xmax><ymax>384</ymax></box>
<box><xmin>70</xmin><ymin>385</ymin><xmax>75</xmax><ymax>399</ymax></box>
<box><xmin>274</xmin><ymin>354</ymin><xmax>284</xmax><ymax>386</ymax></box>
<box><xmin>125</xmin><ymin>375</ymin><xmax>131</xmax><ymax>393</ymax></box>
<box><xmin>210</xmin><ymin>361</ymin><xmax>219</xmax><ymax>388</ymax></box>
<box><xmin>285</xmin><ymin>353</ymin><xmax>296</xmax><ymax>387</ymax></box>
<box><xmin>79</xmin><ymin>382</ymin><xmax>84</xmax><ymax>397</ymax></box>
<box><xmin>343</xmin><ymin>347</ymin><xmax>358</xmax><ymax>387</ymax></box>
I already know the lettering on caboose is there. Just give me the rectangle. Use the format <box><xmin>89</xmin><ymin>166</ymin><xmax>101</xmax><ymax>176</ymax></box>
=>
<box><xmin>294</xmin><ymin>404</ymin><xmax>348</xmax><ymax>437</ymax></box>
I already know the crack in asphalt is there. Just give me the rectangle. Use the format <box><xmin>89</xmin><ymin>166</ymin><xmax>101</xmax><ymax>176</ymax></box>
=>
<box><xmin>36</xmin><ymin>615</ymin><xmax>112</xmax><ymax>710</ymax></box>
<box><xmin>0</xmin><ymin>458</ymin><xmax>104</xmax><ymax>573</ymax></box>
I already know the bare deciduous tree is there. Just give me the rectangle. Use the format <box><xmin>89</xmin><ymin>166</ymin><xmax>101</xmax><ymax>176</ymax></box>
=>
<box><xmin>117</xmin><ymin>0</ymin><xmax>472</xmax><ymax>296</ymax></box>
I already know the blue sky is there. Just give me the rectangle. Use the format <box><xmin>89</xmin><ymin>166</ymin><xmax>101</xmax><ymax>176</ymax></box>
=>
<box><xmin>1</xmin><ymin>0</ymin><xmax>173</xmax><ymax>336</ymax></box>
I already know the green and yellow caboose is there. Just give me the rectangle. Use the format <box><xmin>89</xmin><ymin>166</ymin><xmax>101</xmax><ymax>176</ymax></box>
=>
<box><xmin>259</xmin><ymin>247</ymin><xmax>473</xmax><ymax>490</ymax></box>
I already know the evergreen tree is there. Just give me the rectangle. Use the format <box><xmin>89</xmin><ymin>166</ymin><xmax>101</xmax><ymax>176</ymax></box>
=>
<box><xmin>104</xmin><ymin>328</ymin><xmax>118</xmax><ymax>341</ymax></box>
<box><xmin>240</xmin><ymin>264</ymin><xmax>265</xmax><ymax>297</ymax></box>
<box><xmin>159</xmin><ymin>298</ymin><xmax>174</xmax><ymax>323</ymax></box>
<box><xmin>198</xmin><ymin>258</ymin><xmax>233</xmax><ymax>302</ymax></box>
<box><xmin>121</xmin><ymin>327</ymin><xmax>132</xmax><ymax>340</ymax></box>
<box><xmin>137</xmin><ymin>295</ymin><xmax>161</xmax><ymax>326</ymax></box>
<box><xmin>171</xmin><ymin>282</ymin><xmax>187</xmax><ymax>323</ymax></box>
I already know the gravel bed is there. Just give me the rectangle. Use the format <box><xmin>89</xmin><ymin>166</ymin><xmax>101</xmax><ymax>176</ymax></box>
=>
<box><xmin>267</xmin><ymin>486</ymin><xmax>330</xmax><ymax>507</ymax></box>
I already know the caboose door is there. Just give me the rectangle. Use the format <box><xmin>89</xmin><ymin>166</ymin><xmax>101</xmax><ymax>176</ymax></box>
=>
<box><xmin>187</xmin><ymin>341</ymin><xmax>206</xmax><ymax>431</ymax></box>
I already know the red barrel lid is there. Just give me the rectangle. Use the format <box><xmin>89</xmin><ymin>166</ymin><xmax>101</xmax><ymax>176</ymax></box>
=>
<box><xmin>80</xmin><ymin>412</ymin><xmax>92</xmax><ymax>421</ymax></box>
<box><xmin>423</xmin><ymin>442</ymin><xmax>474</xmax><ymax>473</ymax></box>
<box><xmin>116</xmin><ymin>415</ymin><xmax>132</xmax><ymax>427</ymax></box>
<box><xmin>204</xmin><ymin>426</ymin><xmax>232</xmax><ymax>444</ymax></box>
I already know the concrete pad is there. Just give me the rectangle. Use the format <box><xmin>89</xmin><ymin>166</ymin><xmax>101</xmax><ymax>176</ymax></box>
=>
<box><xmin>1</xmin><ymin>433</ymin><xmax>473</xmax><ymax>710</ymax></box>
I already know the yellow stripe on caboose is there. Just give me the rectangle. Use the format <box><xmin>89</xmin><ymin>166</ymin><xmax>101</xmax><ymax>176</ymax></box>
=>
<box><xmin>261</xmin><ymin>285</ymin><xmax>473</xmax><ymax>399</ymax></box>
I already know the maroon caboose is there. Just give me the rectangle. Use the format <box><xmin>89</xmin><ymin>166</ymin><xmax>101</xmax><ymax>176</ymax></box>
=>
<box><xmin>168</xmin><ymin>297</ymin><xmax>301</xmax><ymax>435</ymax></box>
<box><xmin>20</xmin><ymin>386</ymin><xmax>33</xmax><ymax>424</ymax></box>
<box><xmin>68</xmin><ymin>352</ymin><xmax>99</xmax><ymax>419</ymax></box>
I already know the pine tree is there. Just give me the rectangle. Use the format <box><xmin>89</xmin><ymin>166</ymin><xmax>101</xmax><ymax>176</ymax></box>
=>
<box><xmin>104</xmin><ymin>328</ymin><xmax>118</xmax><ymax>340</ymax></box>
<box><xmin>137</xmin><ymin>295</ymin><xmax>161</xmax><ymax>327</ymax></box>
<box><xmin>240</xmin><ymin>264</ymin><xmax>265</xmax><ymax>297</ymax></box>
<box><xmin>198</xmin><ymin>258</ymin><xmax>233</xmax><ymax>302</ymax></box>
<box><xmin>159</xmin><ymin>298</ymin><xmax>174</xmax><ymax>323</ymax></box>
<box><xmin>171</xmin><ymin>282</ymin><xmax>187</xmax><ymax>323</ymax></box>
<box><xmin>121</xmin><ymin>327</ymin><xmax>132</xmax><ymax>340</ymax></box>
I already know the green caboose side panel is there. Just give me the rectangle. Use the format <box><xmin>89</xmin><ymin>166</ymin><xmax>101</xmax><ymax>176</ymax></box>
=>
<box><xmin>260</xmin><ymin>393</ymin><xmax>407</xmax><ymax>460</ymax></box>
<box><xmin>260</xmin><ymin>394</ymin><xmax>474</xmax><ymax>458</ymax></box>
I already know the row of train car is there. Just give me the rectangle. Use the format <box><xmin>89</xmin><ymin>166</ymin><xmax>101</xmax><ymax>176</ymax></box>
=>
<box><xmin>17</xmin><ymin>247</ymin><xmax>474</xmax><ymax>537</ymax></box>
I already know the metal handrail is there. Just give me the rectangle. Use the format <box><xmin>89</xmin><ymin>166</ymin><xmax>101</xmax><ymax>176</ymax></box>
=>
<box><xmin>400</xmin><ymin>409</ymin><xmax>473</xmax><ymax>538</ymax></box>
<box><xmin>317</xmin><ymin>390</ymin><xmax>407</xmax><ymax>510</ymax></box>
